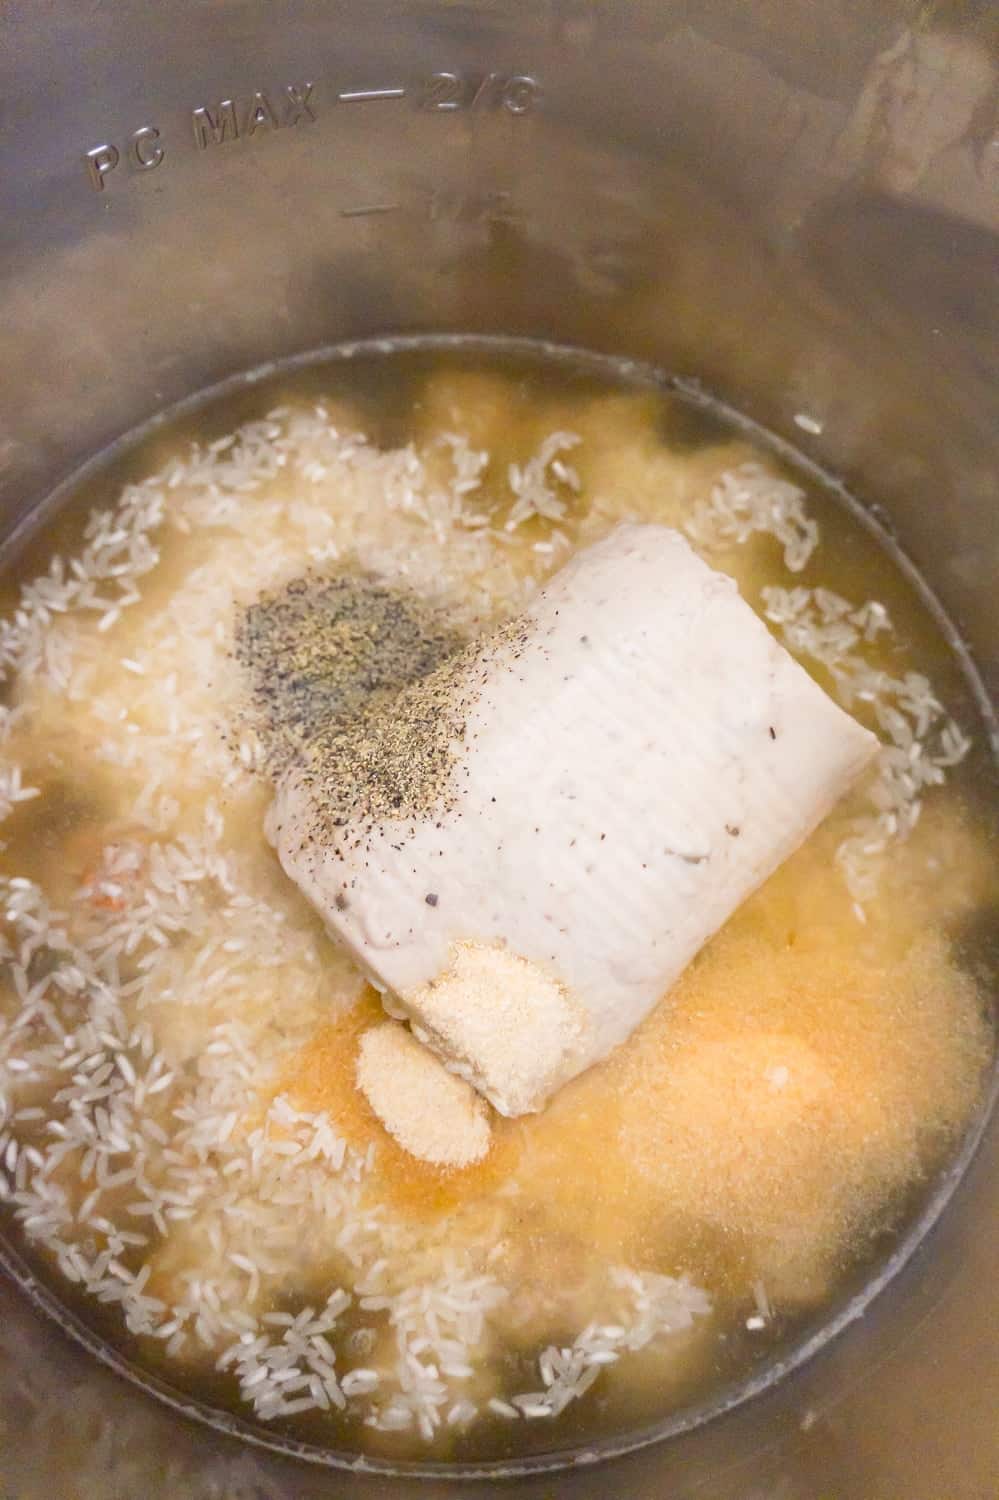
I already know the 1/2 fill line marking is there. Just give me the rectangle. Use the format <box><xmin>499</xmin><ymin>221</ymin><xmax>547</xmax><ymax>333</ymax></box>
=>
<box><xmin>341</xmin><ymin>203</ymin><xmax>401</xmax><ymax>218</ymax></box>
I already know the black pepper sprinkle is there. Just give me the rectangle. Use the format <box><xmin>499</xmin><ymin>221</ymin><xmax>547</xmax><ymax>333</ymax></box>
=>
<box><xmin>425</xmin><ymin>893</ymin><xmax>439</xmax><ymax>907</ymax></box>
<box><xmin>232</xmin><ymin>568</ymin><xmax>532</xmax><ymax>840</ymax></box>
<box><xmin>769</xmin><ymin>726</ymin><xmax>777</xmax><ymax>740</ymax></box>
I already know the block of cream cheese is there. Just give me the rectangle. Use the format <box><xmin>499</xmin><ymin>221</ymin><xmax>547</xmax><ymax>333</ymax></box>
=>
<box><xmin>267</xmin><ymin>525</ymin><xmax>878</xmax><ymax>1115</ymax></box>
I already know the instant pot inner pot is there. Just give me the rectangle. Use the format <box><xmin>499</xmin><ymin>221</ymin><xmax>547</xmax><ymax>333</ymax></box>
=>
<box><xmin>1</xmin><ymin>4</ymin><xmax>997</xmax><ymax>1498</ymax></box>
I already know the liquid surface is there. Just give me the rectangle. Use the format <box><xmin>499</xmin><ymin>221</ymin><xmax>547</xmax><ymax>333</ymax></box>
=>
<box><xmin>0</xmin><ymin>342</ymin><xmax>994</xmax><ymax>1465</ymax></box>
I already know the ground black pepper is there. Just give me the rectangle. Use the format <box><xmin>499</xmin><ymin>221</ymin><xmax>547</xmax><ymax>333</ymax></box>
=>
<box><xmin>233</xmin><ymin>569</ymin><xmax>529</xmax><ymax>837</ymax></box>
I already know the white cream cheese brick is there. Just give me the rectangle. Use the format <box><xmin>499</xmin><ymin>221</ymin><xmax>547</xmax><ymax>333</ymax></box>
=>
<box><xmin>268</xmin><ymin>525</ymin><xmax>878</xmax><ymax>1115</ymax></box>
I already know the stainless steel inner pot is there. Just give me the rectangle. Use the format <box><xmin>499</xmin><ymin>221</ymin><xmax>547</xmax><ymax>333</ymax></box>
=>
<box><xmin>1</xmin><ymin>3</ymin><xmax>997</xmax><ymax>1497</ymax></box>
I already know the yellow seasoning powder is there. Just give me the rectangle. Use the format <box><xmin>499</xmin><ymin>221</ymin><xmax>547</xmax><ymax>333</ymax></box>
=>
<box><xmin>356</xmin><ymin>1020</ymin><xmax>492</xmax><ymax>1167</ymax></box>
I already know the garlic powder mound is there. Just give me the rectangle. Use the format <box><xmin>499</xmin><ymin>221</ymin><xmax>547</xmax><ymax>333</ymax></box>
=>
<box><xmin>356</xmin><ymin>1021</ymin><xmax>492</xmax><ymax>1167</ymax></box>
<box><xmin>404</xmin><ymin>942</ymin><xmax>591</xmax><ymax>1117</ymax></box>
